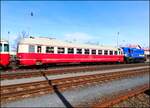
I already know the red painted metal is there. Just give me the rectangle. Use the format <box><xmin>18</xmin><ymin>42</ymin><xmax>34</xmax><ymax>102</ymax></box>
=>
<box><xmin>17</xmin><ymin>53</ymin><xmax>124</xmax><ymax>66</ymax></box>
<box><xmin>0</xmin><ymin>54</ymin><xmax>10</xmax><ymax>67</ymax></box>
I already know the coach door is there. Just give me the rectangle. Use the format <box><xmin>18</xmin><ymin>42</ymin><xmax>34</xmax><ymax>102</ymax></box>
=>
<box><xmin>37</xmin><ymin>46</ymin><xmax>42</xmax><ymax>53</ymax></box>
<box><xmin>36</xmin><ymin>45</ymin><xmax>42</xmax><ymax>65</ymax></box>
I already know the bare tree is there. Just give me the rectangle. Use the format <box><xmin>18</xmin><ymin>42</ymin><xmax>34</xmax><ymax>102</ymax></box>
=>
<box><xmin>21</xmin><ymin>30</ymin><xmax>29</xmax><ymax>38</ymax></box>
<box><xmin>11</xmin><ymin>30</ymin><xmax>29</xmax><ymax>51</ymax></box>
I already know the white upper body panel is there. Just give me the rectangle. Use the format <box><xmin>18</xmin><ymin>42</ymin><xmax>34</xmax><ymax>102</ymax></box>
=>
<box><xmin>18</xmin><ymin>37</ymin><xmax>119</xmax><ymax>51</ymax></box>
<box><xmin>0</xmin><ymin>40</ymin><xmax>9</xmax><ymax>45</ymax></box>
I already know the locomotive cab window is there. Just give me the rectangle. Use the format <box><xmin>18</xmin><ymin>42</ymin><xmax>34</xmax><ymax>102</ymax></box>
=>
<box><xmin>98</xmin><ymin>50</ymin><xmax>102</xmax><ymax>55</ymax></box>
<box><xmin>104</xmin><ymin>50</ymin><xmax>108</xmax><ymax>55</ymax></box>
<box><xmin>46</xmin><ymin>46</ymin><xmax>54</xmax><ymax>53</ymax></box>
<box><xmin>58</xmin><ymin>47</ymin><xmax>65</xmax><ymax>54</ymax></box>
<box><xmin>128</xmin><ymin>49</ymin><xmax>131</xmax><ymax>53</ymax></box>
<box><xmin>130</xmin><ymin>49</ymin><xmax>133</xmax><ymax>53</ymax></box>
<box><xmin>92</xmin><ymin>49</ymin><xmax>96</xmax><ymax>55</ymax></box>
<box><xmin>4</xmin><ymin>44</ymin><xmax>9</xmax><ymax>52</ymax></box>
<box><xmin>0</xmin><ymin>43</ymin><xmax>2</xmax><ymax>52</ymax></box>
<box><xmin>29</xmin><ymin>45</ymin><xmax>35</xmax><ymax>53</ymax></box>
<box><xmin>110</xmin><ymin>51</ymin><xmax>113</xmax><ymax>55</ymax></box>
<box><xmin>84</xmin><ymin>49</ymin><xmax>89</xmax><ymax>54</ymax></box>
<box><xmin>77</xmin><ymin>48</ymin><xmax>82</xmax><ymax>54</ymax></box>
<box><xmin>68</xmin><ymin>48</ymin><xmax>74</xmax><ymax>54</ymax></box>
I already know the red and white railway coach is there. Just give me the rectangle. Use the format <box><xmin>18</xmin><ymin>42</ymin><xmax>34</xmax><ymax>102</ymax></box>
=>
<box><xmin>0</xmin><ymin>40</ymin><xmax>10</xmax><ymax>67</ymax></box>
<box><xmin>17</xmin><ymin>37</ymin><xmax>124</xmax><ymax>66</ymax></box>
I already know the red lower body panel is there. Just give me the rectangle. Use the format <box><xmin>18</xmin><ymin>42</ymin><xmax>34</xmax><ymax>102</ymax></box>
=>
<box><xmin>0</xmin><ymin>54</ymin><xmax>10</xmax><ymax>67</ymax></box>
<box><xmin>17</xmin><ymin>53</ymin><xmax>124</xmax><ymax>66</ymax></box>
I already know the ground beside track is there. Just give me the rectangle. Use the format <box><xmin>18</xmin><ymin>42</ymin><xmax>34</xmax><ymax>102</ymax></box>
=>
<box><xmin>1</xmin><ymin>66</ymin><xmax>148</xmax><ymax>86</ymax></box>
<box><xmin>1</xmin><ymin>73</ymin><xmax>149</xmax><ymax>107</ymax></box>
<box><xmin>1</xmin><ymin>63</ymin><xmax>148</xmax><ymax>81</ymax></box>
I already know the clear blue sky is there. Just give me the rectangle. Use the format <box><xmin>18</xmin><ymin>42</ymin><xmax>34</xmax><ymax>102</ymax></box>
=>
<box><xmin>1</xmin><ymin>1</ymin><xmax>149</xmax><ymax>51</ymax></box>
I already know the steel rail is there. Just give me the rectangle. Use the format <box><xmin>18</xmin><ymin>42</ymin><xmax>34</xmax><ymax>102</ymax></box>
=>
<box><xmin>92</xmin><ymin>83</ymin><xmax>149</xmax><ymax>107</ymax></box>
<box><xmin>1</xmin><ymin>63</ymin><xmax>148</xmax><ymax>80</ymax></box>
<box><xmin>1</xmin><ymin>68</ymin><xmax>149</xmax><ymax>104</ymax></box>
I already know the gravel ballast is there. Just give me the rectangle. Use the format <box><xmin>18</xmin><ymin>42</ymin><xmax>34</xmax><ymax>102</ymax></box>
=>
<box><xmin>1</xmin><ymin>66</ymin><xmax>148</xmax><ymax>86</ymax></box>
<box><xmin>2</xmin><ymin>73</ymin><xmax>149</xmax><ymax>107</ymax></box>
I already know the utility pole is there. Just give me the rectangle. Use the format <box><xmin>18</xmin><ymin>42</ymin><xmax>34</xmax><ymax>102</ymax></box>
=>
<box><xmin>8</xmin><ymin>31</ymin><xmax>10</xmax><ymax>51</ymax></box>
<box><xmin>28</xmin><ymin>11</ymin><xmax>34</xmax><ymax>37</ymax></box>
<box><xmin>117</xmin><ymin>32</ymin><xmax>119</xmax><ymax>48</ymax></box>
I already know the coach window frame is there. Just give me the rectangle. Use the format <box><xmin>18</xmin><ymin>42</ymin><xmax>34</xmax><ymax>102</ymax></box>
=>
<box><xmin>0</xmin><ymin>43</ymin><xmax>2</xmax><ymax>52</ymax></box>
<box><xmin>110</xmin><ymin>50</ymin><xmax>113</xmax><ymax>55</ymax></box>
<box><xmin>58</xmin><ymin>47</ymin><xmax>65</xmax><ymax>54</ymax></box>
<box><xmin>68</xmin><ymin>48</ymin><xmax>74</xmax><ymax>54</ymax></box>
<box><xmin>46</xmin><ymin>46</ymin><xmax>54</xmax><ymax>53</ymax></box>
<box><xmin>92</xmin><ymin>49</ymin><xmax>96</xmax><ymax>55</ymax></box>
<box><xmin>118</xmin><ymin>48</ymin><xmax>121</xmax><ymax>55</ymax></box>
<box><xmin>4</xmin><ymin>44</ymin><xmax>9</xmax><ymax>52</ymax></box>
<box><xmin>76</xmin><ymin>48</ymin><xmax>82</xmax><ymax>54</ymax></box>
<box><xmin>104</xmin><ymin>50</ymin><xmax>108</xmax><ymax>55</ymax></box>
<box><xmin>98</xmin><ymin>50</ymin><xmax>102</xmax><ymax>55</ymax></box>
<box><xmin>114</xmin><ymin>51</ymin><xmax>118</xmax><ymax>55</ymax></box>
<box><xmin>37</xmin><ymin>45</ymin><xmax>42</xmax><ymax>53</ymax></box>
<box><xmin>84</xmin><ymin>49</ymin><xmax>90</xmax><ymax>54</ymax></box>
<box><xmin>29</xmin><ymin>45</ymin><xmax>35</xmax><ymax>53</ymax></box>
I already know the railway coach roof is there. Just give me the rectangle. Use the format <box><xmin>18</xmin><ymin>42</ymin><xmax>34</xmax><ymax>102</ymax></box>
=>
<box><xmin>19</xmin><ymin>37</ymin><xmax>118</xmax><ymax>50</ymax></box>
<box><xmin>0</xmin><ymin>40</ymin><xmax>9</xmax><ymax>44</ymax></box>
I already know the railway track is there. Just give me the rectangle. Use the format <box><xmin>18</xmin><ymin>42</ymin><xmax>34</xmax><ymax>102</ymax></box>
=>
<box><xmin>1</xmin><ymin>68</ymin><xmax>149</xmax><ymax>104</ymax></box>
<box><xmin>112</xmin><ymin>90</ymin><xmax>150</xmax><ymax>107</ymax></box>
<box><xmin>0</xmin><ymin>63</ymin><xmax>148</xmax><ymax>80</ymax></box>
<box><xmin>92</xmin><ymin>83</ymin><xmax>149</xmax><ymax>107</ymax></box>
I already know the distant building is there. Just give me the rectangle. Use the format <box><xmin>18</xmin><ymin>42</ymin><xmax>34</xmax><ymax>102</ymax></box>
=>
<box><xmin>144</xmin><ymin>48</ymin><xmax>150</xmax><ymax>62</ymax></box>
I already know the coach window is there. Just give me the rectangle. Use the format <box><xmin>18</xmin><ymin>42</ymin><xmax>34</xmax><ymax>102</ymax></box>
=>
<box><xmin>118</xmin><ymin>49</ymin><xmax>121</xmax><ymax>55</ymax></box>
<box><xmin>68</xmin><ymin>48</ymin><xmax>74</xmax><ymax>54</ymax></box>
<box><xmin>58</xmin><ymin>47</ymin><xmax>65</xmax><ymax>54</ymax></box>
<box><xmin>114</xmin><ymin>51</ymin><xmax>118</xmax><ymax>55</ymax></box>
<box><xmin>77</xmin><ymin>48</ymin><xmax>82</xmax><ymax>54</ymax></box>
<box><xmin>121</xmin><ymin>51</ymin><xmax>123</xmax><ymax>54</ymax></box>
<box><xmin>0</xmin><ymin>43</ymin><xmax>2</xmax><ymax>52</ymax></box>
<box><xmin>37</xmin><ymin>46</ymin><xmax>41</xmax><ymax>53</ymax></box>
<box><xmin>98</xmin><ymin>50</ymin><xmax>102</xmax><ymax>55</ymax></box>
<box><xmin>110</xmin><ymin>51</ymin><xmax>113</xmax><ymax>55</ymax></box>
<box><xmin>104</xmin><ymin>50</ymin><xmax>108</xmax><ymax>55</ymax></box>
<box><xmin>119</xmin><ymin>51</ymin><xmax>121</xmax><ymax>55</ymax></box>
<box><xmin>29</xmin><ymin>45</ymin><xmax>35</xmax><ymax>53</ymax></box>
<box><xmin>46</xmin><ymin>46</ymin><xmax>54</xmax><ymax>53</ymax></box>
<box><xmin>84</xmin><ymin>49</ymin><xmax>89</xmax><ymax>54</ymax></box>
<box><xmin>4</xmin><ymin>44</ymin><xmax>9</xmax><ymax>52</ymax></box>
<box><xmin>92</xmin><ymin>49</ymin><xmax>96</xmax><ymax>55</ymax></box>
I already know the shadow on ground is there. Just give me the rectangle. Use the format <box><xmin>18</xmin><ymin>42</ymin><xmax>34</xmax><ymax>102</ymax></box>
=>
<box><xmin>41</xmin><ymin>71</ymin><xmax>73</xmax><ymax>108</ymax></box>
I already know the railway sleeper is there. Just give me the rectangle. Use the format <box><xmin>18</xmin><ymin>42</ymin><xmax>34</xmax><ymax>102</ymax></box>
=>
<box><xmin>1</xmin><ymin>70</ymin><xmax>148</xmax><ymax>104</ymax></box>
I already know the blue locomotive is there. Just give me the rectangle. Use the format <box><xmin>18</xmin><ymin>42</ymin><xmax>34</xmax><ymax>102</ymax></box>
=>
<box><xmin>121</xmin><ymin>47</ymin><xmax>145</xmax><ymax>63</ymax></box>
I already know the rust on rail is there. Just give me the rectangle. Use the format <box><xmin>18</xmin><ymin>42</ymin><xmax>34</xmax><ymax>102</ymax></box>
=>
<box><xmin>1</xmin><ymin>63</ymin><xmax>148</xmax><ymax>80</ymax></box>
<box><xmin>92</xmin><ymin>83</ymin><xmax>149</xmax><ymax>107</ymax></box>
<box><xmin>1</xmin><ymin>68</ymin><xmax>149</xmax><ymax>104</ymax></box>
